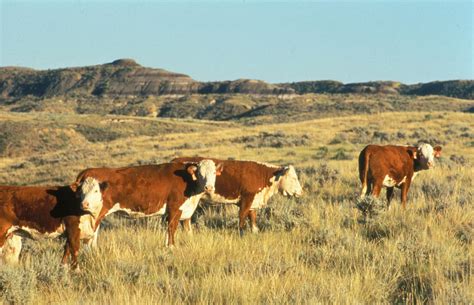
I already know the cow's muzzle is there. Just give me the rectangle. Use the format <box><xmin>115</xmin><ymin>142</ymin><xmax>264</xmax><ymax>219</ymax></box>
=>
<box><xmin>204</xmin><ymin>185</ymin><xmax>215</xmax><ymax>194</ymax></box>
<box><xmin>81</xmin><ymin>201</ymin><xmax>90</xmax><ymax>210</ymax></box>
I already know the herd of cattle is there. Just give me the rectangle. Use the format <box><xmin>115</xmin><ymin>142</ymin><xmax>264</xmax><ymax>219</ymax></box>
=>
<box><xmin>0</xmin><ymin>143</ymin><xmax>441</xmax><ymax>270</ymax></box>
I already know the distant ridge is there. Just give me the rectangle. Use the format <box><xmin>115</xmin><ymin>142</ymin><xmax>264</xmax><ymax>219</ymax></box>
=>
<box><xmin>0</xmin><ymin>59</ymin><xmax>472</xmax><ymax>99</ymax></box>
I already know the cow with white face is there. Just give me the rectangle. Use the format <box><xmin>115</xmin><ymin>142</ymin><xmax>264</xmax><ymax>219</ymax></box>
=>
<box><xmin>359</xmin><ymin>143</ymin><xmax>442</xmax><ymax>208</ymax></box>
<box><xmin>416</xmin><ymin>143</ymin><xmax>442</xmax><ymax>170</ymax></box>
<box><xmin>74</xmin><ymin>177</ymin><xmax>108</xmax><ymax>249</ymax></box>
<box><xmin>187</xmin><ymin>159</ymin><xmax>223</xmax><ymax>194</ymax></box>
<box><xmin>278</xmin><ymin>165</ymin><xmax>304</xmax><ymax>197</ymax></box>
<box><xmin>77</xmin><ymin>177</ymin><xmax>107</xmax><ymax>217</ymax></box>
<box><xmin>172</xmin><ymin>157</ymin><xmax>304</xmax><ymax>236</ymax></box>
<box><xmin>72</xmin><ymin>160</ymin><xmax>221</xmax><ymax>247</ymax></box>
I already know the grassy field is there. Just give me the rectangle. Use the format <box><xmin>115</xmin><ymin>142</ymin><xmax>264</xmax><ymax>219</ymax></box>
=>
<box><xmin>0</xmin><ymin>104</ymin><xmax>473</xmax><ymax>304</ymax></box>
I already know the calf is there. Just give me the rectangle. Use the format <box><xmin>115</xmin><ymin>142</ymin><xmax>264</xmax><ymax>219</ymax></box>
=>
<box><xmin>358</xmin><ymin>143</ymin><xmax>442</xmax><ymax>208</ymax></box>
<box><xmin>172</xmin><ymin>157</ymin><xmax>303</xmax><ymax>236</ymax></box>
<box><xmin>72</xmin><ymin>160</ymin><xmax>221</xmax><ymax>247</ymax></box>
<box><xmin>0</xmin><ymin>177</ymin><xmax>105</xmax><ymax>270</ymax></box>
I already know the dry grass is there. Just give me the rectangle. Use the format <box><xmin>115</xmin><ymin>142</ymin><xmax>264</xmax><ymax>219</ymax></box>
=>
<box><xmin>0</xmin><ymin>108</ymin><xmax>473</xmax><ymax>304</ymax></box>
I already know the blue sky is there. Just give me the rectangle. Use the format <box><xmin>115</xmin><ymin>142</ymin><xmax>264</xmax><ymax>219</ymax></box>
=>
<box><xmin>1</xmin><ymin>1</ymin><xmax>472</xmax><ymax>84</ymax></box>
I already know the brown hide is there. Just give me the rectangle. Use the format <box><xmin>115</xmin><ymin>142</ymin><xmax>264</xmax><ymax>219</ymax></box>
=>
<box><xmin>358</xmin><ymin>145</ymin><xmax>425</xmax><ymax>207</ymax></box>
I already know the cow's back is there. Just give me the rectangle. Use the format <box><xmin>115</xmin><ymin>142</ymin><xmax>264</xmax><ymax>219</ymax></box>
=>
<box><xmin>361</xmin><ymin>145</ymin><xmax>416</xmax><ymax>181</ymax></box>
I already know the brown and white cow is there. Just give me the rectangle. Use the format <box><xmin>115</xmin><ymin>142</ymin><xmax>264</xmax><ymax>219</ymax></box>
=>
<box><xmin>358</xmin><ymin>143</ymin><xmax>442</xmax><ymax>208</ymax></box>
<box><xmin>0</xmin><ymin>177</ymin><xmax>105</xmax><ymax>270</ymax></box>
<box><xmin>172</xmin><ymin>157</ymin><xmax>303</xmax><ymax>236</ymax></box>
<box><xmin>72</xmin><ymin>160</ymin><xmax>221</xmax><ymax>247</ymax></box>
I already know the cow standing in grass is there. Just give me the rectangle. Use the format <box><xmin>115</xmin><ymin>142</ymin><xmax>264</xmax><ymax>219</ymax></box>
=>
<box><xmin>358</xmin><ymin>143</ymin><xmax>442</xmax><ymax>208</ymax></box>
<box><xmin>0</xmin><ymin>177</ymin><xmax>105</xmax><ymax>270</ymax></box>
<box><xmin>72</xmin><ymin>160</ymin><xmax>221</xmax><ymax>247</ymax></box>
<box><xmin>172</xmin><ymin>157</ymin><xmax>303</xmax><ymax>236</ymax></box>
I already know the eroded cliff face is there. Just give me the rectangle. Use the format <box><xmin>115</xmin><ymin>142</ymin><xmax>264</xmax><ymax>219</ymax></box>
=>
<box><xmin>0</xmin><ymin>59</ymin><xmax>472</xmax><ymax>100</ymax></box>
<box><xmin>0</xmin><ymin>59</ymin><xmax>294</xmax><ymax>99</ymax></box>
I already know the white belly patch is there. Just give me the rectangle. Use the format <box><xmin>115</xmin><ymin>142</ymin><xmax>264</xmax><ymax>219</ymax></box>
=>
<box><xmin>382</xmin><ymin>175</ymin><xmax>406</xmax><ymax>187</ymax></box>
<box><xmin>204</xmin><ymin>192</ymin><xmax>240</xmax><ymax>205</ymax></box>
<box><xmin>8</xmin><ymin>224</ymin><xmax>65</xmax><ymax>240</ymax></box>
<box><xmin>106</xmin><ymin>202</ymin><xmax>167</xmax><ymax>218</ymax></box>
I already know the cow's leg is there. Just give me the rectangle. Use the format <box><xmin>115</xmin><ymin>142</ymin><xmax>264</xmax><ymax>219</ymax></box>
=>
<box><xmin>248</xmin><ymin>210</ymin><xmax>259</xmax><ymax>233</ymax></box>
<box><xmin>386</xmin><ymin>187</ymin><xmax>395</xmax><ymax>207</ymax></box>
<box><xmin>167</xmin><ymin>208</ymin><xmax>182</xmax><ymax>247</ymax></box>
<box><xmin>371</xmin><ymin>179</ymin><xmax>383</xmax><ymax>198</ymax></box>
<box><xmin>400</xmin><ymin>181</ymin><xmax>412</xmax><ymax>209</ymax></box>
<box><xmin>366</xmin><ymin>180</ymin><xmax>373</xmax><ymax>196</ymax></box>
<box><xmin>63</xmin><ymin>217</ymin><xmax>81</xmax><ymax>272</ymax></box>
<box><xmin>1</xmin><ymin>235</ymin><xmax>22</xmax><ymax>265</ymax></box>
<box><xmin>238</xmin><ymin>195</ymin><xmax>255</xmax><ymax>237</ymax></box>
<box><xmin>183</xmin><ymin>218</ymin><xmax>193</xmax><ymax>235</ymax></box>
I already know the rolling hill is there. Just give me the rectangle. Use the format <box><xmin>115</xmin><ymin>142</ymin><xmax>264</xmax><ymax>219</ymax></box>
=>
<box><xmin>1</xmin><ymin>59</ymin><xmax>472</xmax><ymax>100</ymax></box>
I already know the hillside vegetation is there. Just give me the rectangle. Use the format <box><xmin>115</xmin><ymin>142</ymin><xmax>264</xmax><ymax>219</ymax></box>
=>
<box><xmin>0</xmin><ymin>99</ymin><xmax>472</xmax><ymax>303</ymax></box>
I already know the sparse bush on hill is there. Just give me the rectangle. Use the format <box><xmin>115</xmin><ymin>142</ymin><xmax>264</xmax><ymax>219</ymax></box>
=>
<box><xmin>232</xmin><ymin>131</ymin><xmax>310</xmax><ymax>148</ymax></box>
<box><xmin>331</xmin><ymin>148</ymin><xmax>353</xmax><ymax>160</ymax></box>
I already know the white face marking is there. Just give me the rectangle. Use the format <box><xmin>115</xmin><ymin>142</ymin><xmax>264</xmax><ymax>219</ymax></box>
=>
<box><xmin>195</xmin><ymin>159</ymin><xmax>218</xmax><ymax>193</ymax></box>
<box><xmin>278</xmin><ymin>165</ymin><xmax>303</xmax><ymax>197</ymax></box>
<box><xmin>78</xmin><ymin>177</ymin><xmax>104</xmax><ymax>216</ymax></box>
<box><xmin>417</xmin><ymin>143</ymin><xmax>436</xmax><ymax>168</ymax></box>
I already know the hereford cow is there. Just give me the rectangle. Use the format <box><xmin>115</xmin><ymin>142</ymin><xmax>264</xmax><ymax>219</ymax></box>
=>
<box><xmin>172</xmin><ymin>157</ymin><xmax>303</xmax><ymax>236</ymax></box>
<box><xmin>358</xmin><ymin>143</ymin><xmax>442</xmax><ymax>208</ymax></box>
<box><xmin>72</xmin><ymin>160</ymin><xmax>222</xmax><ymax>247</ymax></box>
<box><xmin>0</xmin><ymin>177</ymin><xmax>105</xmax><ymax>270</ymax></box>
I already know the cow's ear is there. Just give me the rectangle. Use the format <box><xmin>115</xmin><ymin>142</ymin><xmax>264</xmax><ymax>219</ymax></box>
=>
<box><xmin>434</xmin><ymin>146</ymin><xmax>442</xmax><ymax>158</ymax></box>
<box><xmin>216</xmin><ymin>163</ymin><xmax>224</xmax><ymax>176</ymax></box>
<box><xmin>70</xmin><ymin>182</ymin><xmax>79</xmax><ymax>192</ymax></box>
<box><xmin>187</xmin><ymin>164</ymin><xmax>198</xmax><ymax>181</ymax></box>
<box><xmin>99</xmin><ymin>181</ymin><xmax>108</xmax><ymax>191</ymax></box>
<box><xmin>275</xmin><ymin>167</ymin><xmax>289</xmax><ymax>181</ymax></box>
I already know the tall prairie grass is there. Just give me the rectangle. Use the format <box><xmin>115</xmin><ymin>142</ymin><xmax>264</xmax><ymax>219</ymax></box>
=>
<box><xmin>0</xmin><ymin>110</ymin><xmax>472</xmax><ymax>304</ymax></box>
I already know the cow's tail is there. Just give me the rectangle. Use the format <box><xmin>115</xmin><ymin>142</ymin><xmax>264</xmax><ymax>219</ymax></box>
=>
<box><xmin>358</xmin><ymin>147</ymin><xmax>370</xmax><ymax>198</ymax></box>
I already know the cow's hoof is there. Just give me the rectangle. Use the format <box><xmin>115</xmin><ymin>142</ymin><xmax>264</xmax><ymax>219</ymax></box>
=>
<box><xmin>239</xmin><ymin>229</ymin><xmax>244</xmax><ymax>237</ymax></box>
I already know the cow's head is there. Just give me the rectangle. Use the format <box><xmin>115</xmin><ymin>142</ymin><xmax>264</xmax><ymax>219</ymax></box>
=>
<box><xmin>186</xmin><ymin>159</ymin><xmax>223</xmax><ymax>194</ymax></box>
<box><xmin>72</xmin><ymin>177</ymin><xmax>108</xmax><ymax>216</ymax></box>
<box><xmin>277</xmin><ymin>165</ymin><xmax>303</xmax><ymax>197</ymax></box>
<box><xmin>415</xmin><ymin>143</ymin><xmax>442</xmax><ymax>169</ymax></box>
